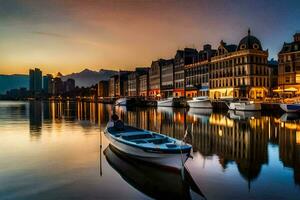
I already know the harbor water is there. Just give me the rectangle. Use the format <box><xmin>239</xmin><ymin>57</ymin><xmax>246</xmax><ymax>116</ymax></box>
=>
<box><xmin>0</xmin><ymin>101</ymin><xmax>300</xmax><ymax>199</ymax></box>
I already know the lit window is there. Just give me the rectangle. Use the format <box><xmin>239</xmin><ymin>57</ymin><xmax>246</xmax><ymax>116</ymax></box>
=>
<box><xmin>296</xmin><ymin>74</ymin><xmax>300</xmax><ymax>83</ymax></box>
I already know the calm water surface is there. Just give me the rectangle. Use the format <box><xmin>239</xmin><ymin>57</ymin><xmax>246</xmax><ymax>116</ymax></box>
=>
<box><xmin>0</xmin><ymin>101</ymin><xmax>300</xmax><ymax>200</ymax></box>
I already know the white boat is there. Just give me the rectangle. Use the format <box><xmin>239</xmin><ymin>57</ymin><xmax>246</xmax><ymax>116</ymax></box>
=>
<box><xmin>228</xmin><ymin>100</ymin><xmax>261</xmax><ymax>111</ymax></box>
<box><xmin>115</xmin><ymin>98</ymin><xmax>135</xmax><ymax>106</ymax></box>
<box><xmin>187</xmin><ymin>96</ymin><xmax>212</xmax><ymax>108</ymax></box>
<box><xmin>280</xmin><ymin>103</ymin><xmax>300</xmax><ymax>113</ymax></box>
<box><xmin>157</xmin><ymin>97</ymin><xmax>174</xmax><ymax>107</ymax></box>
<box><xmin>104</xmin><ymin>121</ymin><xmax>192</xmax><ymax>170</ymax></box>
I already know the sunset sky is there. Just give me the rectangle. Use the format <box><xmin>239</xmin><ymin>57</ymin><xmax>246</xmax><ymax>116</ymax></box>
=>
<box><xmin>0</xmin><ymin>0</ymin><xmax>300</xmax><ymax>75</ymax></box>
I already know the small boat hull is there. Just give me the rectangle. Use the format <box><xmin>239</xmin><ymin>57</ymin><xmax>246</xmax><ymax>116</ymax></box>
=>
<box><xmin>280</xmin><ymin>103</ymin><xmax>300</xmax><ymax>113</ymax></box>
<box><xmin>157</xmin><ymin>98</ymin><xmax>174</xmax><ymax>107</ymax></box>
<box><xmin>104</xmin><ymin>125</ymin><xmax>191</xmax><ymax>170</ymax></box>
<box><xmin>115</xmin><ymin>98</ymin><xmax>135</xmax><ymax>106</ymax></box>
<box><xmin>229</xmin><ymin>102</ymin><xmax>261</xmax><ymax>111</ymax></box>
<box><xmin>105</xmin><ymin>132</ymin><xmax>189</xmax><ymax>170</ymax></box>
<box><xmin>187</xmin><ymin>97</ymin><xmax>212</xmax><ymax>108</ymax></box>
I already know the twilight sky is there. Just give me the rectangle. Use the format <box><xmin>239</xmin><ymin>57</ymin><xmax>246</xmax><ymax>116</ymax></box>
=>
<box><xmin>0</xmin><ymin>0</ymin><xmax>299</xmax><ymax>75</ymax></box>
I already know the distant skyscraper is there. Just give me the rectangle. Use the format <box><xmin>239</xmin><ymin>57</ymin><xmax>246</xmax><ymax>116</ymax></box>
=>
<box><xmin>29</xmin><ymin>68</ymin><xmax>42</xmax><ymax>95</ymax></box>
<box><xmin>65</xmin><ymin>78</ymin><xmax>75</xmax><ymax>92</ymax></box>
<box><xmin>43</xmin><ymin>74</ymin><xmax>53</xmax><ymax>95</ymax></box>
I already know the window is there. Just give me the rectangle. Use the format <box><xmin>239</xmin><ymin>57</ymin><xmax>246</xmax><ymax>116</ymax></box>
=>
<box><xmin>286</xmin><ymin>77</ymin><xmax>290</xmax><ymax>83</ymax></box>
<box><xmin>285</xmin><ymin>65</ymin><xmax>291</xmax><ymax>72</ymax></box>
<box><xmin>296</xmin><ymin>74</ymin><xmax>300</xmax><ymax>83</ymax></box>
<box><xmin>253</xmin><ymin>43</ymin><xmax>259</xmax><ymax>49</ymax></box>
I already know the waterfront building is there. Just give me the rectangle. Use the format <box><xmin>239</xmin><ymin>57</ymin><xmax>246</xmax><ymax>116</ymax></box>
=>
<box><xmin>65</xmin><ymin>78</ymin><xmax>75</xmax><ymax>92</ymax></box>
<box><xmin>173</xmin><ymin>48</ymin><xmax>198</xmax><ymax>97</ymax></box>
<box><xmin>109</xmin><ymin>75</ymin><xmax>118</xmax><ymax>97</ymax></box>
<box><xmin>139</xmin><ymin>73</ymin><xmax>149</xmax><ymax>97</ymax></box>
<box><xmin>209</xmin><ymin>30</ymin><xmax>270</xmax><ymax>99</ymax></box>
<box><xmin>277</xmin><ymin>33</ymin><xmax>300</xmax><ymax>96</ymax></box>
<box><xmin>98</xmin><ymin>80</ymin><xmax>109</xmax><ymax>97</ymax></box>
<box><xmin>29</xmin><ymin>68</ymin><xmax>42</xmax><ymax>95</ymax></box>
<box><xmin>149</xmin><ymin>59</ymin><xmax>167</xmax><ymax>98</ymax></box>
<box><xmin>117</xmin><ymin>71</ymin><xmax>131</xmax><ymax>97</ymax></box>
<box><xmin>161</xmin><ymin>59</ymin><xmax>174</xmax><ymax>98</ymax></box>
<box><xmin>52</xmin><ymin>77</ymin><xmax>64</xmax><ymax>95</ymax></box>
<box><xmin>185</xmin><ymin>44</ymin><xmax>216</xmax><ymax>97</ymax></box>
<box><xmin>128</xmin><ymin>68</ymin><xmax>149</xmax><ymax>97</ymax></box>
<box><xmin>109</xmin><ymin>71</ymin><xmax>131</xmax><ymax>97</ymax></box>
<box><xmin>268</xmin><ymin>59</ymin><xmax>279</xmax><ymax>96</ymax></box>
<box><xmin>43</xmin><ymin>74</ymin><xmax>53</xmax><ymax>95</ymax></box>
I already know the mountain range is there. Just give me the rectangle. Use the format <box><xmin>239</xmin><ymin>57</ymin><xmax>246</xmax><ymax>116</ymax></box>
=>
<box><xmin>61</xmin><ymin>69</ymin><xmax>118</xmax><ymax>87</ymax></box>
<box><xmin>0</xmin><ymin>69</ymin><xmax>118</xmax><ymax>94</ymax></box>
<box><xmin>0</xmin><ymin>74</ymin><xmax>29</xmax><ymax>94</ymax></box>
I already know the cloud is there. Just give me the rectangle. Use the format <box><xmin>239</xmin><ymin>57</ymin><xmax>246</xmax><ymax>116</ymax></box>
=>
<box><xmin>32</xmin><ymin>31</ymin><xmax>68</xmax><ymax>38</ymax></box>
<box><xmin>32</xmin><ymin>30</ymin><xmax>104</xmax><ymax>48</ymax></box>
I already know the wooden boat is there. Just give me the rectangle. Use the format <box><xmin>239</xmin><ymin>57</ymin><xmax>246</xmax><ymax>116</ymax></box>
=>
<box><xmin>104</xmin><ymin>145</ymin><xmax>205</xmax><ymax>200</ymax></box>
<box><xmin>280</xmin><ymin>103</ymin><xmax>300</xmax><ymax>113</ymax></box>
<box><xmin>104</xmin><ymin>122</ymin><xmax>192</xmax><ymax>170</ymax></box>
<box><xmin>187</xmin><ymin>96</ymin><xmax>212</xmax><ymax>108</ymax></box>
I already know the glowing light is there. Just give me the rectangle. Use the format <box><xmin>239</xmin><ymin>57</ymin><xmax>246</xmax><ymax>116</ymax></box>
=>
<box><xmin>218</xmin><ymin>129</ymin><xmax>223</xmax><ymax>137</ymax></box>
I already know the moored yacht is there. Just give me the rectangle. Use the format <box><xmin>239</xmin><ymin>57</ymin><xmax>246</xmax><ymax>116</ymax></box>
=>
<box><xmin>157</xmin><ymin>97</ymin><xmax>174</xmax><ymax>107</ymax></box>
<box><xmin>280</xmin><ymin>103</ymin><xmax>300</xmax><ymax>113</ymax></box>
<box><xmin>228</xmin><ymin>99</ymin><xmax>261</xmax><ymax>111</ymax></box>
<box><xmin>115</xmin><ymin>97</ymin><xmax>135</xmax><ymax>106</ymax></box>
<box><xmin>187</xmin><ymin>96</ymin><xmax>212</xmax><ymax>108</ymax></box>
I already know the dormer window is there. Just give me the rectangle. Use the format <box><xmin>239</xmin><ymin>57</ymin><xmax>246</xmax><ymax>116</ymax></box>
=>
<box><xmin>240</xmin><ymin>44</ymin><xmax>246</xmax><ymax>49</ymax></box>
<box><xmin>253</xmin><ymin>43</ymin><xmax>259</xmax><ymax>49</ymax></box>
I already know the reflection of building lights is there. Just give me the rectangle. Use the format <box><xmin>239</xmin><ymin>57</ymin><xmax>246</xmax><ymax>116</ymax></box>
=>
<box><xmin>297</xmin><ymin>131</ymin><xmax>300</xmax><ymax>144</ymax></box>
<box><xmin>251</xmin><ymin>116</ymin><xmax>255</xmax><ymax>120</ymax></box>
<box><xmin>218</xmin><ymin>129</ymin><xmax>223</xmax><ymax>137</ymax></box>
<box><xmin>281</xmin><ymin>122</ymin><xmax>284</xmax><ymax>128</ymax></box>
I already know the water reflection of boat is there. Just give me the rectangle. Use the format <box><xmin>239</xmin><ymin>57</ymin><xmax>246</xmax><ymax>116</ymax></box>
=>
<box><xmin>188</xmin><ymin>108</ymin><xmax>212</xmax><ymax>122</ymax></box>
<box><xmin>157</xmin><ymin>106</ymin><xmax>174</xmax><ymax>114</ymax></box>
<box><xmin>104</xmin><ymin>145</ymin><xmax>205</xmax><ymax>200</ymax></box>
<box><xmin>104</xmin><ymin>123</ymin><xmax>192</xmax><ymax>170</ymax></box>
<box><xmin>279</xmin><ymin>103</ymin><xmax>300</xmax><ymax>113</ymax></box>
<box><xmin>280</xmin><ymin>113</ymin><xmax>300</xmax><ymax>122</ymax></box>
<box><xmin>227</xmin><ymin>110</ymin><xmax>261</xmax><ymax>120</ymax></box>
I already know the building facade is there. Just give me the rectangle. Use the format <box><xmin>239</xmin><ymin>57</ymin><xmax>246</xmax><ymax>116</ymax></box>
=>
<box><xmin>29</xmin><ymin>68</ymin><xmax>42</xmax><ymax>95</ymax></box>
<box><xmin>173</xmin><ymin>48</ymin><xmax>198</xmax><ymax>97</ymax></box>
<box><xmin>278</xmin><ymin>33</ymin><xmax>300</xmax><ymax>95</ymax></box>
<box><xmin>161</xmin><ymin>59</ymin><xmax>174</xmax><ymax>98</ymax></box>
<box><xmin>185</xmin><ymin>44</ymin><xmax>216</xmax><ymax>97</ymax></box>
<box><xmin>149</xmin><ymin>59</ymin><xmax>166</xmax><ymax>98</ymax></box>
<box><xmin>109</xmin><ymin>75</ymin><xmax>118</xmax><ymax>97</ymax></box>
<box><xmin>209</xmin><ymin>30</ymin><xmax>270</xmax><ymax>100</ymax></box>
<box><xmin>65</xmin><ymin>78</ymin><xmax>75</xmax><ymax>92</ymax></box>
<box><xmin>52</xmin><ymin>77</ymin><xmax>64</xmax><ymax>95</ymax></box>
<box><xmin>43</xmin><ymin>74</ymin><xmax>53</xmax><ymax>95</ymax></box>
<box><xmin>127</xmin><ymin>68</ymin><xmax>149</xmax><ymax>97</ymax></box>
<box><xmin>98</xmin><ymin>80</ymin><xmax>109</xmax><ymax>97</ymax></box>
<box><xmin>139</xmin><ymin>73</ymin><xmax>149</xmax><ymax>97</ymax></box>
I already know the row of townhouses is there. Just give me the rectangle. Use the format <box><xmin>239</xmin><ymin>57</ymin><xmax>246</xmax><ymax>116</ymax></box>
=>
<box><xmin>98</xmin><ymin>30</ymin><xmax>300</xmax><ymax>100</ymax></box>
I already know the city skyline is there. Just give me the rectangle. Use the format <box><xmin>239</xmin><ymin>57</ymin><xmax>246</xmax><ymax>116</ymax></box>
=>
<box><xmin>0</xmin><ymin>0</ymin><xmax>300</xmax><ymax>75</ymax></box>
